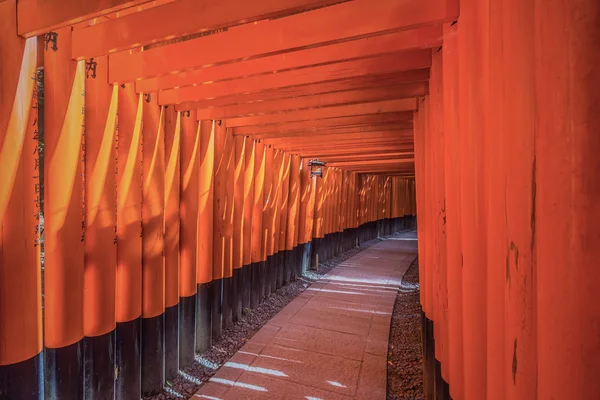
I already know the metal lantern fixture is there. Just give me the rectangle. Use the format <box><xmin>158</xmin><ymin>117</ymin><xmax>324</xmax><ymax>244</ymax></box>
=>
<box><xmin>308</xmin><ymin>158</ymin><xmax>327</xmax><ymax>178</ymax></box>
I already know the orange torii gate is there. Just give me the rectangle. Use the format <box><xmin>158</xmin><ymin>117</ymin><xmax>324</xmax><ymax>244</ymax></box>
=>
<box><xmin>6</xmin><ymin>1</ymin><xmax>597</xmax><ymax>400</ymax></box>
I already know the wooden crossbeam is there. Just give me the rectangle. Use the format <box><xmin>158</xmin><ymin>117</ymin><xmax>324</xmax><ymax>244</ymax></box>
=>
<box><xmin>232</xmin><ymin>112</ymin><xmax>413</xmax><ymax>135</ymax></box>
<box><xmin>159</xmin><ymin>51</ymin><xmax>430</xmax><ymax>104</ymax></box>
<box><xmin>276</xmin><ymin>138</ymin><xmax>415</xmax><ymax>152</ymax></box>
<box><xmin>107</xmin><ymin>0</ymin><xmax>458</xmax><ymax>82</ymax></box>
<box><xmin>297</xmin><ymin>146</ymin><xmax>414</xmax><ymax>157</ymax></box>
<box><xmin>319</xmin><ymin>152</ymin><xmax>414</xmax><ymax>162</ymax></box>
<box><xmin>72</xmin><ymin>0</ymin><xmax>345</xmax><ymax>58</ymax></box>
<box><xmin>264</xmin><ymin>131</ymin><xmax>414</xmax><ymax>145</ymax></box>
<box><xmin>17</xmin><ymin>0</ymin><xmax>154</xmax><ymax>37</ymax></box>
<box><xmin>136</xmin><ymin>27</ymin><xmax>441</xmax><ymax>93</ymax></box>
<box><xmin>226</xmin><ymin>99</ymin><xmax>417</xmax><ymax>127</ymax></box>
<box><xmin>327</xmin><ymin>158</ymin><xmax>415</xmax><ymax>167</ymax></box>
<box><xmin>194</xmin><ymin>82</ymin><xmax>428</xmax><ymax>120</ymax></box>
<box><xmin>252</xmin><ymin>123</ymin><xmax>413</xmax><ymax>139</ymax></box>
<box><xmin>185</xmin><ymin>70</ymin><xmax>429</xmax><ymax>111</ymax></box>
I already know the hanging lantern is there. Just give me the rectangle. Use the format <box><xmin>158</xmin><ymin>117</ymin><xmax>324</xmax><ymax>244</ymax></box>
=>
<box><xmin>308</xmin><ymin>158</ymin><xmax>327</xmax><ymax>178</ymax></box>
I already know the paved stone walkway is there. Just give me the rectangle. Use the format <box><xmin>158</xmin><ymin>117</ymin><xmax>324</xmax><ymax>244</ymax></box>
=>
<box><xmin>193</xmin><ymin>230</ymin><xmax>418</xmax><ymax>400</ymax></box>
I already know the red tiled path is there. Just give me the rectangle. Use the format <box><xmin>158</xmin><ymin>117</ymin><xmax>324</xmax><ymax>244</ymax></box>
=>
<box><xmin>193</xmin><ymin>230</ymin><xmax>418</xmax><ymax>400</ymax></box>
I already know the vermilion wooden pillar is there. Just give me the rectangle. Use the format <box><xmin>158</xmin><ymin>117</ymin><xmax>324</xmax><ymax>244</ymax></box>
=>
<box><xmin>271</xmin><ymin>150</ymin><xmax>283</xmax><ymax>292</ymax></box>
<box><xmin>535</xmin><ymin>1</ymin><xmax>600</xmax><ymax>398</ymax></box>
<box><xmin>430</xmin><ymin>47</ymin><xmax>450</xmax><ymax>399</ymax></box>
<box><xmin>287</xmin><ymin>154</ymin><xmax>301</xmax><ymax>279</ymax></box>
<box><xmin>223</xmin><ymin>126</ymin><xmax>235</xmax><ymax>328</ymax></box>
<box><xmin>262</xmin><ymin>145</ymin><xmax>274</xmax><ymax>298</ymax></box>
<box><xmin>212</xmin><ymin>121</ymin><xmax>227</xmax><ymax>339</ymax></box>
<box><xmin>196</xmin><ymin>120</ymin><xmax>214</xmax><ymax>352</ymax></box>
<box><xmin>179</xmin><ymin>113</ymin><xmax>200</xmax><ymax>368</ymax></box>
<box><xmin>458</xmin><ymin>0</ymin><xmax>489</xmax><ymax>398</ymax></box>
<box><xmin>242</xmin><ymin>137</ymin><xmax>255</xmax><ymax>308</ymax></box>
<box><xmin>83</xmin><ymin>56</ymin><xmax>118</xmax><ymax>399</ymax></box>
<box><xmin>484</xmin><ymin>1</ymin><xmax>506</xmax><ymax>397</ymax></box>
<box><xmin>43</xmin><ymin>27</ymin><xmax>86</xmax><ymax>399</ymax></box>
<box><xmin>115</xmin><ymin>82</ymin><xmax>143</xmax><ymax>400</ymax></box>
<box><xmin>251</xmin><ymin>141</ymin><xmax>265</xmax><ymax>307</ymax></box>
<box><xmin>279</xmin><ymin>153</ymin><xmax>291</xmax><ymax>285</ymax></box>
<box><xmin>232</xmin><ymin>135</ymin><xmax>245</xmax><ymax>321</ymax></box>
<box><xmin>0</xmin><ymin>5</ymin><xmax>42</xmax><ymax>396</ymax></box>
<box><xmin>442</xmin><ymin>21</ymin><xmax>464</xmax><ymax>400</ymax></box>
<box><xmin>140</xmin><ymin>95</ymin><xmax>166</xmax><ymax>395</ymax></box>
<box><xmin>141</xmin><ymin>98</ymin><xmax>168</xmax><ymax>384</ymax></box>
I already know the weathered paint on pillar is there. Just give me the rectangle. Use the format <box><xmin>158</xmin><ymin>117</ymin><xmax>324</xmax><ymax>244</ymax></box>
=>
<box><xmin>535</xmin><ymin>0</ymin><xmax>600</xmax><ymax>398</ymax></box>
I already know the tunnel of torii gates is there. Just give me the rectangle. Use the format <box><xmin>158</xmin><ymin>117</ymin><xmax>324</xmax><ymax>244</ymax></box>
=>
<box><xmin>0</xmin><ymin>0</ymin><xmax>598</xmax><ymax>399</ymax></box>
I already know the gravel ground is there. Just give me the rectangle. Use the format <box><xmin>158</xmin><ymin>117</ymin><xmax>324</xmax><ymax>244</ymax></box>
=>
<box><xmin>146</xmin><ymin>237</ymin><xmax>384</xmax><ymax>400</ymax></box>
<box><xmin>387</xmin><ymin>257</ymin><xmax>424</xmax><ymax>400</ymax></box>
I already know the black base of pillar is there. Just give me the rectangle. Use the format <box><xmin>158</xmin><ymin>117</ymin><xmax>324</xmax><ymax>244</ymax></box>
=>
<box><xmin>264</xmin><ymin>256</ymin><xmax>272</xmax><ymax>298</ymax></box>
<box><xmin>179</xmin><ymin>294</ymin><xmax>196</xmax><ymax>369</ymax></box>
<box><xmin>165</xmin><ymin>303</ymin><xmax>179</xmax><ymax>380</ymax></box>
<box><xmin>222</xmin><ymin>276</ymin><xmax>233</xmax><ymax>329</ymax></box>
<box><xmin>0</xmin><ymin>352</ymin><xmax>42</xmax><ymax>399</ymax></box>
<box><xmin>44</xmin><ymin>339</ymin><xmax>83</xmax><ymax>399</ymax></box>
<box><xmin>435</xmin><ymin>358</ymin><xmax>451</xmax><ymax>400</ymax></box>
<box><xmin>232</xmin><ymin>268</ymin><xmax>242</xmax><ymax>323</ymax></box>
<box><xmin>283</xmin><ymin>249</ymin><xmax>292</xmax><ymax>285</ymax></box>
<box><xmin>311</xmin><ymin>238</ymin><xmax>321</xmax><ymax>269</ymax></box>
<box><xmin>115</xmin><ymin>318</ymin><xmax>141</xmax><ymax>400</ymax></box>
<box><xmin>258</xmin><ymin>260</ymin><xmax>267</xmax><ymax>303</ymax></box>
<box><xmin>302</xmin><ymin>241</ymin><xmax>311</xmax><ymax>274</ymax></box>
<box><xmin>196</xmin><ymin>282</ymin><xmax>212</xmax><ymax>353</ymax></box>
<box><xmin>249</xmin><ymin>262</ymin><xmax>259</xmax><ymax>309</ymax></box>
<box><xmin>421</xmin><ymin>312</ymin><xmax>435</xmax><ymax>400</ymax></box>
<box><xmin>276</xmin><ymin>251</ymin><xmax>284</xmax><ymax>289</ymax></box>
<box><xmin>211</xmin><ymin>278</ymin><xmax>223</xmax><ymax>342</ymax></box>
<box><xmin>141</xmin><ymin>314</ymin><xmax>164</xmax><ymax>396</ymax></box>
<box><xmin>241</xmin><ymin>264</ymin><xmax>251</xmax><ymax>311</ymax></box>
<box><xmin>84</xmin><ymin>330</ymin><xmax>115</xmax><ymax>400</ymax></box>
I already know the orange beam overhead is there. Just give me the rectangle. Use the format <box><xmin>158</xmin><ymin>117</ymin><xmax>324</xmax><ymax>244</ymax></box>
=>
<box><xmin>264</xmin><ymin>130</ymin><xmax>414</xmax><ymax>145</ymax></box>
<box><xmin>225</xmin><ymin>99</ymin><xmax>418</xmax><ymax>127</ymax></box>
<box><xmin>232</xmin><ymin>112</ymin><xmax>413</xmax><ymax>135</ymax></box>
<box><xmin>159</xmin><ymin>51</ymin><xmax>431</xmax><ymax>104</ymax></box>
<box><xmin>72</xmin><ymin>0</ymin><xmax>346</xmax><ymax>58</ymax></box>
<box><xmin>136</xmin><ymin>27</ymin><xmax>442</xmax><ymax>93</ymax></box>
<box><xmin>195</xmin><ymin>82</ymin><xmax>429</xmax><ymax>120</ymax></box>
<box><xmin>277</xmin><ymin>139</ymin><xmax>415</xmax><ymax>152</ymax></box>
<box><xmin>297</xmin><ymin>145</ymin><xmax>414</xmax><ymax>157</ymax></box>
<box><xmin>319</xmin><ymin>152</ymin><xmax>414</xmax><ymax>162</ymax></box>
<box><xmin>17</xmin><ymin>0</ymin><xmax>153</xmax><ymax>37</ymax></box>
<box><xmin>178</xmin><ymin>70</ymin><xmax>430</xmax><ymax>111</ymax></box>
<box><xmin>107</xmin><ymin>0</ymin><xmax>458</xmax><ymax>82</ymax></box>
<box><xmin>252</xmin><ymin>123</ymin><xmax>414</xmax><ymax>139</ymax></box>
<box><xmin>328</xmin><ymin>158</ymin><xmax>415</xmax><ymax>167</ymax></box>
